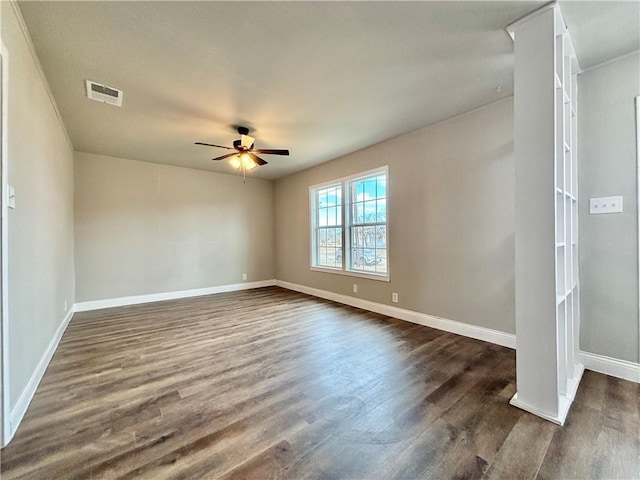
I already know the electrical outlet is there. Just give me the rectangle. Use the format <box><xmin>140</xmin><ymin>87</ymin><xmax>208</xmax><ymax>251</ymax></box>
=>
<box><xmin>589</xmin><ymin>196</ymin><xmax>623</xmax><ymax>214</ymax></box>
<box><xmin>392</xmin><ymin>292</ymin><xmax>398</xmax><ymax>303</ymax></box>
<box><xmin>7</xmin><ymin>185</ymin><xmax>15</xmax><ymax>209</ymax></box>
<box><xmin>64</xmin><ymin>300</ymin><xmax>68</xmax><ymax>311</ymax></box>
<box><xmin>353</xmin><ymin>284</ymin><xmax>358</xmax><ymax>293</ymax></box>
<box><xmin>242</xmin><ymin>273</ymin><xmax>247</xmax><ymax>281</ymax></box>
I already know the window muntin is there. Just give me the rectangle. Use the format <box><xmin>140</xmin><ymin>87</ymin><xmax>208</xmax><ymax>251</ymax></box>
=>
<box><xmin>310</xmin><ymin>168</ymin><xmax>388</xmax><ymax>280</ymax></box>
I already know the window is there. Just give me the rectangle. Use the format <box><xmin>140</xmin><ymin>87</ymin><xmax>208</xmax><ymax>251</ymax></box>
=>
<box><xmin>311</xmin><ymin>167</ymin><xmax>388</xmax><ymax>280</ymax></box>
<box><xmin>311</xmin><ymin>183</ymin><xmax>342</xmax><ymax>269</ymax></box>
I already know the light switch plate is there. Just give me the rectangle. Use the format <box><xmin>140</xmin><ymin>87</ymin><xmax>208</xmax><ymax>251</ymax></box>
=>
<box><xmin>590</xmin><ymin>196</ymin><xmax>623</xmax><ymax>214</ymax></box>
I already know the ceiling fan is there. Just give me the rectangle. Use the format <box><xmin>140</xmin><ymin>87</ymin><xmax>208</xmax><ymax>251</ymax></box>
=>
<box><xmin>195</xmin><ymin>126</ymin><xmax>289</xmax><ymax>172</ymax></box>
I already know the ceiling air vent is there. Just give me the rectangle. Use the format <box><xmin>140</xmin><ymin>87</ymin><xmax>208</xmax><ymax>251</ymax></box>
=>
<box><xmin>86</xmin><ymin>80</ymin><xmax>123</xmax><ymax>107</ymax></box>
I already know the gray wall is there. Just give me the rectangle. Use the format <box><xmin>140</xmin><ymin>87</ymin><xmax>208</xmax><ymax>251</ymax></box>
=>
<box><xmin>74</xmin><ymin>152</ymin><xmax>275</xmax><ymax>302</ymax></box>
<box><xmin>275</xmin><ymin>98</ymin><xmax>515</xmax><ymax>334</ymax></box>
<box><xmin>579</xmin><ymin>52</ymin><xmax>640</xmax><ymax>363</ymax></box>
<box><xmin>2</xmin><ymin>3</ymin><xmax>75</xmax><ymax>408</ymax></box>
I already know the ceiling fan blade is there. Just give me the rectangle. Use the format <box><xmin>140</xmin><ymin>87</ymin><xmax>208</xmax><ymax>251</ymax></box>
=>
<box><xmin>240</xmin><ymin>134</ymin><xmax>255</xmax><ymax>149</ymax></box>
<box><xmin>211</xmin><ymin>152</ymin><xmax>239</xmax><ymax>161</ymax></box>
<box><xmin>195</xmin><ymin>142</ymin><xmax>234</xmax><ymax>150</ymax></box>
<box><xmin>254</xmin><ymin>149</ymin><xmax>289</xmax><ymax>156</ymax></box>
<box><xmin>249</xmin><ymin>153</ymin><xmax>268</xmax><ymax>166</ymax></box>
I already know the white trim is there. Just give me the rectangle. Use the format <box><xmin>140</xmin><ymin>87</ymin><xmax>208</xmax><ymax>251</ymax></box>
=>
<box><xmin>579</xmin><ymin>351</ymin><xmax>640</xmax><ymax>384</ymax></box>
<box><xmin>1</xmin><ymin>39</ymin><xmax>10</xmax><ymax>448</ymax></box>
<box><xmin>509</xmin><ymin>394</ymin><xmax>560</xmax><ymax>424</ymax></box>
<box><xmin>8</xmin><ymin>1</ymin><xmax>73</xmax><ymax>151</ymax></box>
<box><xmin>74</xmin><ymin>280</ymin><xmax>277</xmax><ymax>312</ymax></box>
<box><xmin>635</xmin><ymin>95</ymin><xmax>640</xmax><ymax>362</ymax></box>
<box><xmin>6</xmin><ymin>307</ymin><xmax>74</xmax><ymax>444</ymax></box>
<box><xmin>510</xmin><ymin>363</ymin><xmax>584</xmax><ymax>426</ymax></box>
<box><xmin>276</xmin><ymin>280</ymin><xmax>516</xmax><ymax>349</ymax></box>
<box><xmin>310</xmin><ymin>266</ymin><xmax>390</xmax><ymax>282</ymax></box>
<box><xmin>506</xmin><ymin>1</ymin><xmax>558</xmax><ymax>41</ymax></box>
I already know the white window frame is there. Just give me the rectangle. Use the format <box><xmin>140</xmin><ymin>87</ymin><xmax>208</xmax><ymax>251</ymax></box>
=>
<box><xmin>310</xmin><ymin>166</ymin><xmax>389</xmax><ymax>282</ymax></box>
<box><xmin>309</xmin><ymin>181</ymin><xmax>343</xmax><ymax>271</ymax></box>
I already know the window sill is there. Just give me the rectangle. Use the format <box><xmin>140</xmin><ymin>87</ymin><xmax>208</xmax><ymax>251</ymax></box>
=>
<box><xmin>310</xmin><ymin>266</ymin><xmax>390</xmax><ymax>282</ymax></box>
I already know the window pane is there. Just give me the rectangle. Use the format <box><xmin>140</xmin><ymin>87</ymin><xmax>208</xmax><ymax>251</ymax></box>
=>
<box><xmin>353</xmin><ymin>225</ymin><xmax>376</xmax><ymax>247</ymax></box>
<box><xmin>363</xmin><ymin>200</ymin><xmax>376</xmax><ymax>222</ymax></box>
<box><xmin>364</xmin><ymin>179</ymin><xmax>376</xmax><ymax>200</ymax></box>
<box><xmin>327</xmin><ymin>207</ymin><xmax>337</xmax><ymax>226</ymax></box>
<box><xmin>334</xmin><ymin>186</ymin><xmax>342</xmax><ymax>207</ymax></box>
<box><xmin>354</xmin><ymin>201</ymin><xmax>364</xmax><ymax>223</ymax></box>
<box><xmin>315</xmin><ymin>227</ymin><xmax>342</xmax><ymax>268</ymax></box>
<box><xmin>325</xmin><ymin>188</ymin><xmax>336</xmax><ymax>207</ymax></box>
<box><xmin>375</xmin><ymin>225</ymin><xmax>386</xmax><ymax>248</ymax></box>
<box><xmin>376</xmin><ymin>175</ymin><xmax>386</xmax><ymax>198</ymax></box>
<box><xmin>350</xmin><ymin>174</ymin><xmax>387</xmax><ymax>226</ymax></box>
<box><xmin>325</xmin><ymin>187</ymin><xmax>335</xmax><ymax>207</ymax></box>
<box><xmin>355</xmin><ymin>181</ymin><xmax>365</xmax><ymax>201</ymax></box>
<box><xmin>325</xmin><ymin>227</ymin><xmax>335</xmax><ymax>245</ymax></box>
<box><xmin>318</xmin><ymin>228</ymin><xmax>327</xmax><ymax>246</ymax></box>
<box><xmin>318</xmin><ymin>190</ymin><xmax>327</xmax><ymax>208</ymax></box>
<box><xmin>318</xmin><ymin>208</ymin><xmax>328</xmax><ymax>227</ymax></box>
<box><xmin>376</xmin><ymin>199</ymin><xmax>386</xmax><ymax>222</ymax></box>
<box><xmin>375</xmin><ymin>248</ymin><xmax>387</xmax><ymax>273</ymax></box>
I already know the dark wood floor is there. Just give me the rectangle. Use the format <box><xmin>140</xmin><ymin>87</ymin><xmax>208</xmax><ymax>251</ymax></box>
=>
<box><xmin>1</xmin><ymin>287</ymin><xmax>638</xmax><ymax>479</ymax></box>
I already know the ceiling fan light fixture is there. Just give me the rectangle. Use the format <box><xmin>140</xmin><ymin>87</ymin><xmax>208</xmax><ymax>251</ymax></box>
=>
<box><xmin>229</xmin><ymin>156</ymin><xmax>242</xmax><ymax>169</ymax></box>
<box><xmin>241</xmin><ymin>153</ymin><xmax>257</xmax><ymax>170</ymax></box>
<box><xmin>229</xmin><ymin>153</ymin><xmax>257</xmax><ymax>171</ymax></box>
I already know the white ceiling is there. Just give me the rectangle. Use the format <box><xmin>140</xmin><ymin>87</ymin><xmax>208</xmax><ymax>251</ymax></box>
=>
<box><xmin>18</xmin><ymin>1</ymin><xmax>640</xmax><ymax>180</ymax></box>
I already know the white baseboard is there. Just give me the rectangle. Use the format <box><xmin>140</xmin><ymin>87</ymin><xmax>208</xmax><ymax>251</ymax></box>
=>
<box><xmin>74</xmin><ymin>279</ymin><xmax>277</xmax><ymax>312</ymax></box>
<box><xmin>509</xmin><ymin>394</ymin><xmax>563</xmax><ymax>425</ymax></box>
<box><xmin>7</xmin><ymin>279</ymin><xmax>637</xmax><ymax>450</ymax></box>
<box><xmin>275</xmin><ymin>280</ymin><xmax>516</xmax><ymax>349</ymax></box>
<box><xmin>6</xmin><ymin>307</ymin><xmax>74</xmax><ymax>444</ymax></box>
<box><xmin>579</xmin><ymin>350</ymin><xmax>640</xmax><ymax>384</ymax></box>
<box><xmin>510</xmin><ymin>363</ymin><xmax>585</xmax><ymax>426</ymax></box>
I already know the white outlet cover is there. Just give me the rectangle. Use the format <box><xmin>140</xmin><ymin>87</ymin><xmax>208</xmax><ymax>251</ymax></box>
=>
<box><xmin>7</xmin><ymin>185</ymin><xmax>15</xmax><ymax>209</ymax></box>
<box><xmin>590</xmin><ymin>196</ymin><xmax>623</xmax><ymax>214</ymax></box>
<box><xmin>353</xmin><ymin>284</ymin><xmax>358</xmax><ymax>293</ymax></box>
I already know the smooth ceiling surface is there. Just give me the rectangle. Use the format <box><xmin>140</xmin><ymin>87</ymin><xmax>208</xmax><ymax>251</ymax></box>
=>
<box><xmin>560</xmin><ymin>1</ymin><xmax>640</xmax><ymax>69</ymax></box>
<box><xmin>17</xmin><ymin>1</ymin><xmax>640</xmax><ymax>180</ymax></box>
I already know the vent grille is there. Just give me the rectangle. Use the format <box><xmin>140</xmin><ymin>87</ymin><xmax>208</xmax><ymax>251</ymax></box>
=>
<box><xmin>86</xmin><ymin>80</ymin><xmax>123</xmax><ymax>106</ymax></box>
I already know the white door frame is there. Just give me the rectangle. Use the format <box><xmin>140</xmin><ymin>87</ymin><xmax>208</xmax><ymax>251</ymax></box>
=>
<box><xmin>636</xmin><ymin>95</ymin><xmax>639</xmax><ymax>364</ymax></box>
<box><xmin>1</xmin><ymin>39</ymin><xmax>10</xmax><ymax>447</ymax></box>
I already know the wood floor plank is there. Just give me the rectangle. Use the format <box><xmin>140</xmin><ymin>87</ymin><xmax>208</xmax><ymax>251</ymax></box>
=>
<box><xmin>0</xmin><ymin>287</ymin><xmax>637</xmax><ymax>480</ymax></box>
<box><xmin>482</xmin><ymin>414</ymin><xmax>557</xmax><ymax>480</ymax></box>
